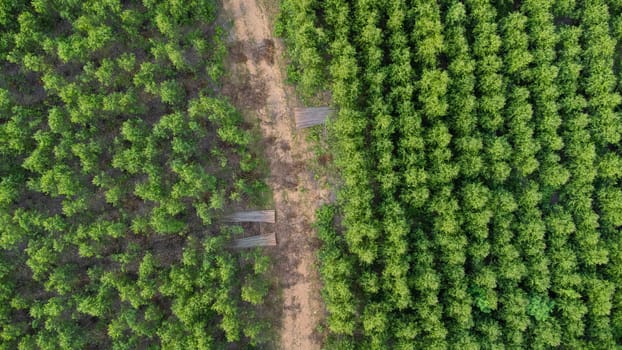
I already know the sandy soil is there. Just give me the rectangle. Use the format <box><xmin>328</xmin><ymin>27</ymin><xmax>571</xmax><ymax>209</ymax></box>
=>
<box><xmin>220</xmin><ymin>1</ymin><xmax>330</xmax><ymax>349</ymax></box>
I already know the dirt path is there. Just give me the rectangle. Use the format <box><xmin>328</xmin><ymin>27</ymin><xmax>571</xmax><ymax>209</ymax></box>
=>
<box><xmin>220</xmin><ymin>1</ymin><xmax>329</xmax><ymax>349</ymax></box>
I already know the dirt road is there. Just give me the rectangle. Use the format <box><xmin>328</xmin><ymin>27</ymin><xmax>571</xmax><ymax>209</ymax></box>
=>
<box><xmin>221</xmin><ymin>0</ymin><xmax>329</xmax><ymax>348</ymax></box>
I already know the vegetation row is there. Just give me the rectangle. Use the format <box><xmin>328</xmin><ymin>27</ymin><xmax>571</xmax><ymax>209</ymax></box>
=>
<box><xmin>0</xmin><ymin>0</ymin><xmax>273</xmax><ymax>348</ymax></box>
<box><xmin>279</xmin><ymin>0</ymin><xmax>622</xmax><ymax>348</ymax></box>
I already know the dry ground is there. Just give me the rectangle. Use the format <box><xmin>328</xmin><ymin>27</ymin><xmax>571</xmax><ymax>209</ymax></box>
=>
<box><xmin>220</xmin><ymin>0</ymin><xmax>331</xmax><ymax>348</ymax></box>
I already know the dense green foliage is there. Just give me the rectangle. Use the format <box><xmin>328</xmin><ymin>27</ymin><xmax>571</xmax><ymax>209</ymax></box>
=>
<box><xmin>282</xmin><ymin>0</ymin><xmax>622</xmax><ymax>348</ymax></box>
<box><xmin>0</xmin><ymin>0</ymin><xmax>272</xmax><ymax>348</ymax></box>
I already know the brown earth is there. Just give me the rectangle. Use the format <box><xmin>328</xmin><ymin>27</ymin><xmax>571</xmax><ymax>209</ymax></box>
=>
<box><xmin>220</xmin><ymin>1</ymin><xmax>331</xmax><ymax>349</ymax></box>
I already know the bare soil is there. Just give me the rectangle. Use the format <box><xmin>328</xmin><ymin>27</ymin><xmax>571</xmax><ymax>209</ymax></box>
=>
<box><xmin>220</xmin><ymin>1</ymin><xmax>330</xmax><ymax>349</ymax></box>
